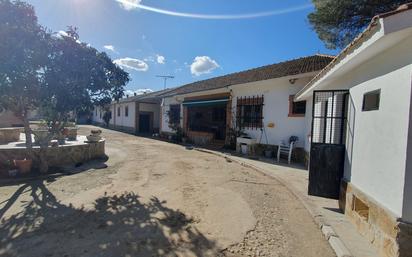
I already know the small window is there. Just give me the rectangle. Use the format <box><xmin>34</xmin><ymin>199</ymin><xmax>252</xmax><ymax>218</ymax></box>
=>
<box><xmin>362</xmin><ymin>90</ymin><xmax>380</xmax><ymax>111</ymax></box>
<box><xmin>117</xmin><ymin>107</ymin><xmax>121</xmax><ymax>116</ymax></box>
<box><xmin>125</xmin><ymin>106</ymin><xmax>129</xmax><ymax>117</ymax></box>
<box><xmin>289</xmin><ymin>95</ymin><xmax>306</xmax><ymax>117</ymax></box>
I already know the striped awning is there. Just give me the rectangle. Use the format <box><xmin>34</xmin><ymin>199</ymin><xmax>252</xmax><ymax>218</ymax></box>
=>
<box><xmin>182</xmin><ymin>98</ymin><xmax>229</xmax><ymax>107</ymax></box>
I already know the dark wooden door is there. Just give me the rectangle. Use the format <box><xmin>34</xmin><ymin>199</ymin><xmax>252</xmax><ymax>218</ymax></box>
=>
<box><xmin>308</xmin><ymin>90</ymin><xmax>349</xmax><ymax>199</ymax></box>
<box><xmin>139</xmin><ymin>114</ymin><xmax>151</xmax><ymax>133</ymax></box>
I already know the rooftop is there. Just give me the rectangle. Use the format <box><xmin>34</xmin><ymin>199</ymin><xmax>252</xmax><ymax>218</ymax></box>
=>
<box><xmin>162</xmin><ymin>54</ymin><xmax>335</xmax><ymax>97</ymax></box>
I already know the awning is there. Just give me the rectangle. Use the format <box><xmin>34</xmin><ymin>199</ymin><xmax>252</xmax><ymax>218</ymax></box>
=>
<box><xmin>182</xmin><ymin>98</ymin><xmax>229</xmax><ymax>107</ymax></box>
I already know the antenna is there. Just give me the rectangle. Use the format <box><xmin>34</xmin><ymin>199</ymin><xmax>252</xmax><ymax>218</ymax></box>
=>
<box><xmin>156</xmin><ymin>75</ymin><xmax>174</xmax><ymax>89</ymax></box>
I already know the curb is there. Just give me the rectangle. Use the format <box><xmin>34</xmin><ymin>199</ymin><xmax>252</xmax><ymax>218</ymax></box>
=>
<box><xmin>195</xmin><ymin>148</ymin><xmax>354</xmax><ymax>257</ymax></box>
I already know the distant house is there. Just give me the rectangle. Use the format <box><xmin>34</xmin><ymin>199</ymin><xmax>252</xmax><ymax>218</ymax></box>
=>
<box><xmin>92</xmin><ymin>89</ymin><xmax>172</xmax><ymax>134</ymax></box>
<box><xmin>295</xmin><ymin>4</ymin><xmax>412</xmax><ymax>257</ymax></box>
<box><xmin>160</xmin><ymin>54</ymin><xmax>333</xmax><ymax>157</ymax></box>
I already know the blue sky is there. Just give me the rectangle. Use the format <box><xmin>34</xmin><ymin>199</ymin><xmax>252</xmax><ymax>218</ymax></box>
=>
<box><xmin>26</xmin><ymin>0</ymin><xmax>336</xmax><ymax>94</ymax></box>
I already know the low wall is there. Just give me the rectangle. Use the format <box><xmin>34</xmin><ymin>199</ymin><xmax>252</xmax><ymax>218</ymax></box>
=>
<box><xmin>0</xmin><ymin>128</ymin><xmax>23</xmax><ymax>144</ymax></box>
<box><xmin>187</xmin><ymin>131</ymin><xmax>214</xmax><ymax>145</ymax></box>
<box><xmin>340</xmin><ymin>180</ymin><xmax>412</xmax><ymax>257</ymax></box>
<box><xmin>0</xmin><ymin>136</ymin><xmax>105</xmax><ymax>171</ymax></box>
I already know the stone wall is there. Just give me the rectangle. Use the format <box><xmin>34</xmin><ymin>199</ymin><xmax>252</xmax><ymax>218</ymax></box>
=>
<box><xmin>0</xmin><ymin>139</ymin><xmax>105</xmax><ymax>171</ymax></box>
<box><xmin>340</xmin><ymin>180</ymin><xmax>412</xmax><ymax>257</ymax></box>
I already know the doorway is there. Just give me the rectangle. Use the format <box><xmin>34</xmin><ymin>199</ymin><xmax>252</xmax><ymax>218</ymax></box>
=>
<box><xmin>138</xmin><ymin>113</ymin><xmax>152</xmax><ymax>134</ymax></box>
<box><xmin>308</xmin><ymin>90</ymin><xmax>349</xmax><ymax>199</ymax></box>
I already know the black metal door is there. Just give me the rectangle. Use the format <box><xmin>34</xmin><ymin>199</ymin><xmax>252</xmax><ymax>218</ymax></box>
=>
<box><xmin>308</xmin><ymin>90</ymin><xmax>349</xmax><ymax>199</ymax></box>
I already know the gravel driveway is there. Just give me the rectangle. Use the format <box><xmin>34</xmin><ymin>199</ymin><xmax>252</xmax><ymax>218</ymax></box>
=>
<box><xmin>0</xmin><ymin>126</ymin><xmax>334</xmax><ymax>257</ymax></box>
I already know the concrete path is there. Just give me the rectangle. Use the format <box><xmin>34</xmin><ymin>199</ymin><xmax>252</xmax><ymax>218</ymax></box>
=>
<box><xmin>197</xmin><ymin>149</ymin><xmax>379</xmax><ymax>257</ymax></box>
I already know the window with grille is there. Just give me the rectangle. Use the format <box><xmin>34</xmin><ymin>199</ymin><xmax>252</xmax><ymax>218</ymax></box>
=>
<box><xmin>236</xmin><ymin>96</ymin><xmax>264</xmax><ymax>129</ymax></box>
<box><xmin>125</xmin><ymin>106</ymin><xmax>129</xmax><ymax>117</ymax></box>
<box><xmin>168</xmin><ymin>104</ymin><xmax>181</xmax><ymax>125</ymax></box>
<box><xmin>117</xmin><ymin>107</ymin><xmax>121</xmax><ymax>117</ymax></box>
<box><xmin>289</xmin><ymin>95</ymin><xmax>306</xmax><ymax>117</ymax></box>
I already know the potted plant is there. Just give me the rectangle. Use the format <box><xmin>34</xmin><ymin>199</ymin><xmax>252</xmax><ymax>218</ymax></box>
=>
<box><xmin>91</xmin><ymin>129</ymin><xmax>102</xmax><ymax>136</ymax></box>
<box><xmin>87</xmin><ymin>129</ymin><xmax>102</xmax><ymax>142</ymax></box>
<box><xmin>64</xmin><ymin>122</ymin><xmax>78</xmax><ymax>141</ymax></box>
<box><xmin>32</xmin><ymin>129</ymin><xmax>50</xmax><ymax>146</ymax></box>
<box><xmin>13</xmin><ymin>158</ymin><xmax>32</xmax><ymax>175</ymax></box>
<box><xmin>264</xmin><ymin>146</ymin><xmax>274</xmax><ymax>158</ymax></box>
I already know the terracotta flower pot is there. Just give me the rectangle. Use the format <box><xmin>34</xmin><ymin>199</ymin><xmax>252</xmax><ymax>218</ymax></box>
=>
<box><xmin>65</xmin><ymin>127</ymin><xmax>78</xmax><ymax>141</ymax></box>
<box><xmin>14</xmin><ymin>159</ymin><xmax>32</xmax><ymax>174</ymax></box>
<box><xmin>86</xmin><ymin>135</ymin><xmax>101</xmax><ymax>143</ymax></box>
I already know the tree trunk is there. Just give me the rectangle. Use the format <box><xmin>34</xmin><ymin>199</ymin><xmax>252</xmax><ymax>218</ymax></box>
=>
<box><xmin>22</xmin><ymin>113</ymin><xmax>33</xmax><ymax>151</ymax></box>
<box><xmin>38</xmin><ymin>146</ymin><xmax>49</xmax><ymax>174</ymax></box>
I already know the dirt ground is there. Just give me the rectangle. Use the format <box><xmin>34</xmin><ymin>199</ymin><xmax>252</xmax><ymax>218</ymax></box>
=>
<box><xmin>0</xmin><ymin>126</ymin><xmax>334</xmax><ymax>257</ymax></box>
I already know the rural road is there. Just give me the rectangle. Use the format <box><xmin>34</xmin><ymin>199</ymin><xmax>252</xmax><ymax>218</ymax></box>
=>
<box><xmin>0</xmin><ymin>126</ymin><xmax>334</xmax><ymax>257</ymax></box>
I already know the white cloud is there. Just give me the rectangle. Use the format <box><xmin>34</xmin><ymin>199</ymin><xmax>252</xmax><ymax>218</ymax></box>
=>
<box><xmin>156</xmin><ymin>55</ymin><xmax>165</xmax><ymax>64</ymax></box>
<box><xmin>190</xmin><ymin>56</ymin><xmax>219</xmax><ymax>76</ymax></box>
<box><xmin>114</xmin><ymin>57</ymin><xmax>149</xmax><ymax>72</ymax></box>
<box><xmin>124</xmin><ymin>88</ymin><xmax>154</xmax><ymax>97</ymax></box>
<box><xmin>103</xmin><ymin>45</ymin><xmax>116</xmax><ymax>52</ymax></box>
<box><xmin>57</xmin><ymin>30</ymin><xmax>68</xmax><ymax>38</ymax></box>
<box><xmin>117</xmin><ymin>0</ymin><xmax>141</xmax><ymax>11</ymax></box>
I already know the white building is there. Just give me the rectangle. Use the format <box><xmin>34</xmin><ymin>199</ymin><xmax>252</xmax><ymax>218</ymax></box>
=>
<box><xmin>295</xmin><ymin>4</ymin><xmax>412</xmax><ymax>257</ymax></box>
<box><xmin>92</xmin><ymin>90</ymin><xmax>170</xmax><ymax>134</ymax></box>
<box><xmin>160</xmin><ymin>54</ymin><xmax>334</xmax><ymax>161</ymax></box>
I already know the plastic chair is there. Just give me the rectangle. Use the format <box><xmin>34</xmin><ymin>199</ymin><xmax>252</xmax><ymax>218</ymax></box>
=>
<box><xmin>277</xmin><ymin>141</ymin><xmax>295</xmax><ymax>164</ymax></box>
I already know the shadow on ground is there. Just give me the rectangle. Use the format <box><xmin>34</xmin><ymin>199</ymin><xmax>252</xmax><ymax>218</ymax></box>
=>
<box><xmin>0</xmin><ymin>158</ymin><xmax>109</xmax><ymax>187</ymax></box>
<box><xmin>0</xmin><ymin>180</ymin><xmax>218</xmax><ymax>257</ymax></box>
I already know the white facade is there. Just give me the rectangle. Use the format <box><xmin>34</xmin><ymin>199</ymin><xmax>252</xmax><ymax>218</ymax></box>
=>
<box><xmin>160</xmin><ymin>73</ymin><xmax>318</xmax><ymax>150</ymax></box>
<box><xmin>113</xmin><ymin>102</ymin><xmax>136</xmax><ymax>129</ymax></box>
<box><xmin>230</xmin><ymin>74</ymin><xmax>314</xmax><ymax>148</ymax></box>
<box><xmin>297</xmin><ymin>13</ymin><xmax>412</xmax><ymax>222</ymax></box>
<box><xmin>92</xmin><ymin>99</ymin><xmax>162</xmax><ymax>134</ymax></box>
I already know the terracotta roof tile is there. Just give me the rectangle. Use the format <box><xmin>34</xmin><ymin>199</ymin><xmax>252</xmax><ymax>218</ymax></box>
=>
<box><xmin>163</xmin><ymin>54</ymin><xmax>334</xmax><ymax>96</ymax></box>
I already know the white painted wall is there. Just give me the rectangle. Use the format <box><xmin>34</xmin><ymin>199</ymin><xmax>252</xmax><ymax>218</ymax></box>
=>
<box><xmin>231</xmin><ymin>75</ymin><xmax>314</xmax><ymax>149</ymax></box>
<box><xmin>139</xmin><ymin>103</ymin><xmax>160</xmax><ymax>129</ymax></box>
<box><xmin>113</xmin><ymin>101</ymin><xmax>136</xmax><ymax>128</ymax></box>
<box><xmin>305</xmin><ymin>33</ymin><xmax>412</xmax><ymax>220</ymax></box>
<box><xmin>92</xmin><ymin>106</ymin><xmax>104</xmax><ymax>124</ymax></box>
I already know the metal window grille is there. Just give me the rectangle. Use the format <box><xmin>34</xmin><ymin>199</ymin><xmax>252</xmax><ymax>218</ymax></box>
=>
<box><xmin>311</xmin><ymin>90</ymin><xmax>349</xmax><ymax>145</ymax></box>
<box><xmin>236</xmin><ymin>95</ymin><xmax>264</xmax><ymax>130</ymax></box>
<box><xmin>169</xmin><ymin>104</ymin><xmax>180</xmax><ymax>125</ymax></box>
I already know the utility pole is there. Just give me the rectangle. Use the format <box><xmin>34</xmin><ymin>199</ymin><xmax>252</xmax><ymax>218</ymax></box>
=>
<box><xmin>156</xmin><ymin>75</ymin><xmax>174</xmax><ymax>89</ymax></box>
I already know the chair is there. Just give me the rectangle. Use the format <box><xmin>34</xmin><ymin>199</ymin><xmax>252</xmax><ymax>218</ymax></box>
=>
<box><xmin>277</xmin><ymin>141</ymin><xmax>295</xmax><ymax>164</ymax></box>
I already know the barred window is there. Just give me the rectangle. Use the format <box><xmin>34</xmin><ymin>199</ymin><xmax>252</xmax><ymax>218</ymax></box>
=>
<box><xmin>117</xmin><ymin>107</ymin><xmax>121</xmax><ymax>117</ymax></box>
<box><xmin>236</xmin><ymin>96</ymin><xmax>264</xmax><ymax>129</ymax></box>
<box><xmin>169</xmin><ymin>104</ymin><xmax>181</xmax><ymax>125</ymax></box>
